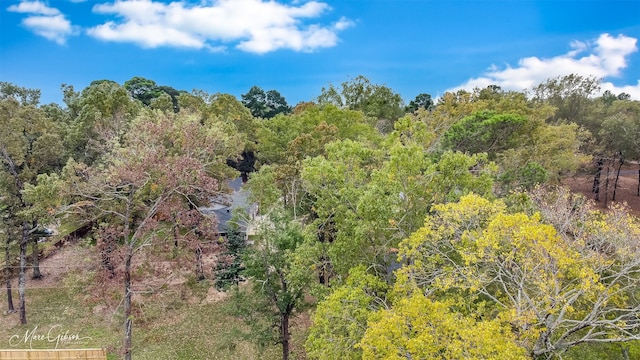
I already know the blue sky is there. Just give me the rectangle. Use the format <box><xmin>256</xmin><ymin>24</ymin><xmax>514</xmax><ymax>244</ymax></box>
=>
<box><xmin>1</xmin><ymin>0</ymin><xmax>639</xmax><ymax>106</ymax></box>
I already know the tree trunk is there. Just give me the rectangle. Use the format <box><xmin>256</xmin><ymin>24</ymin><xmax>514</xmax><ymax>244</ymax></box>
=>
<box><xmin>604</xmin><ymin>166</ymin><xmax>611</xmax><ymax>206</ymax></box>
<box><xmin>281</xmin><ymin>312</ymin><xmax>290</xmax><ymax>360</ymax></box>
<box><xmin>195</xmin><ymin>244</ymin><xmax>204</xmax><ymax>281</ymax></box>
<box><xmin>621</xmin><ymin>345</ymin><xmax>630</xmax><ymax>360</ymax></box>
<box><xmin>31</xmin><ymin>235</ymin><xmax>42</xmax><ymax>279</ymax></box>
<box><xmin>593</xmin><ymin>158</ymin><xmax>604</xmax><ymax>201</ymax></box>
<box><xmin>173</xmin><ymin>214</ymin><xmax>179</xmax><ymax>248</ymax></box>
<box><xmin>613</xmin><ymin>157</ymin><xmax>623</xmax><ymax>201</ymax></box>
<box><xmin>5</xmin><ymin>232</ymin><xmax>14</xmax><ymax>313</ymax></box>
<box><xmin>124</xmin><ymin>245</ymin><xmax>133</xmax><ymax>360</ymax></box>
<box><xmin>19</xmin><ymin>221</ymin><xmax>28</xmax><ymax>324</ymax></box>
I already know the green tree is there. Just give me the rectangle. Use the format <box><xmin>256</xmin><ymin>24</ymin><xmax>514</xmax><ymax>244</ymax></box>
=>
<box><xmin>149</xmin><ymin>92</ymin><xmax>174</xmax><ymax>113</ymax></box>
<box><xmin>302</xmin><ymin>135</ymin><xmax>495</xmax><ymax>279</ymax></box>
<box><xmin>0</xmin><ymin>81</ymin><xmax>40</xmax><ymax>106</ymax></box>
<box><xmin>124</xmin><ymin>77</ymin><xmax>184</xmax><ymax>112</ymax></box>
<box><xmin>62</xmin><ymin>81</ymin><xmax>141</xmax><ymax>164</ymax></box>
<box><xmin>231</xmin><ymin>208</ymin><xmax>310</xmax><ymax>360</ymax></box>
<box><xmin>246</xmin><ymin>164</ymin><xmax>282</xmax><ymax>211</ymax></box>
<box><xmin>241</xmin><ymin>86</ymin><xmax>291</xmax><ymax>119</ymax></box>
<box><xmin>530</xmin><ymin>74</ymin><xmax>600</xmax><ymax>124</ymax></box>
<box><xmin>598</xmin><ymin>100</ymin><xmax>640</xmax><ymax>159</ymax></box>
<box><xmin>124</xmin><ymin>76</ymin><xmax>162</xmax><ymax>106</ymax></box>
<box><xmin>405</xmin><ymin>92</ymin><xmax>433</xmax><ymax>112</ymax></box>
<box><xmin>306</xmin><ymin>266</ymin><xmax>389</xmax><ymax>360</ymax></box>
<box><xmin>252</xmin><ymin>104</ymin><xmax>380</xmax><ymax>219</ymax></box>
<box><xmin>0</xmin><ymin>90</ymin><xmax>64</xmax><ymax>324</ymax></box>
<box><xmin>317</xmin><ymin>76</ymin><xmax>405</xmax><ymax>125</ymax></box>
<box><xmin>442</xmin><ymin>110</ymin><xmax>530</xmax><ymax>158</ymax></box>
<box><xmin>213</xmin><ymin>227</ymin><xmax>246</xmax><ymax>290</ymax></box>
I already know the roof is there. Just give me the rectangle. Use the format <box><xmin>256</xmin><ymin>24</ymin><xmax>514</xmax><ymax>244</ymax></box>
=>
<box><xmin>200</xmin><ymin>177</ymin><xmax>257</xmax><ymax>235</ymax></box>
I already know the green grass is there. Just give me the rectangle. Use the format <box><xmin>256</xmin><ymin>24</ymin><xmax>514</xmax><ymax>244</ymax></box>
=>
<box><xmin>1</xmin><ymin>245</ymin><xmax>310</xmax><ymax>360</ymax></box>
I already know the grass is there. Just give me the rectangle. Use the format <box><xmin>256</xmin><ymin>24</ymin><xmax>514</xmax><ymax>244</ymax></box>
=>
<box><xmin>0</xmin><ymin>242</ymin><xmax>310</xmax><ymax>360</ymax></box>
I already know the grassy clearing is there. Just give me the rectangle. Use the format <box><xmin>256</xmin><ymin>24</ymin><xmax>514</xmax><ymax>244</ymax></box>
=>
<box><xmin>0</xmin><ymin>242</ymin><xmax>310</xmax><ymax>359</ymax></box>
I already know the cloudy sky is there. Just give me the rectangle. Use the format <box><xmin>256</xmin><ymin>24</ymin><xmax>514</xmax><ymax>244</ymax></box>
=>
<box><xmin>1</xmin><ymin>0</ymin><xmax>639</xmax><ymax>105</ymax></box>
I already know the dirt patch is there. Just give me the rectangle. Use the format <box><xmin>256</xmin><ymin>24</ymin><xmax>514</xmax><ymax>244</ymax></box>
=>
<box><xmin>202</xmin><ymin>286</ymin><xmax>228</xmax><ymax>304</ymax></box>
<box><xmin>562</xmin><ymin>163</ymin><xmax>640</xmax><ymax>216</ymax></box>
<box><xmin>3</xmin><ymin>242</ymin><xmax>94</xmax><ymax>291</ymax></box>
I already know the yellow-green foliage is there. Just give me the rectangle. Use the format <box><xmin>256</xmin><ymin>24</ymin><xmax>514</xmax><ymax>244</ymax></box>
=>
<box><xmin>396</xmin><ymin>193</ymin><xmax>640</xmax><ymax>358</ymax></box>
<box><xmin>359</xmin><ymin>292</ymin><xmax>527</xmax><ymax>360</ymax></box>
<box><xmin>305</xmin><ymin>266</ymin><xmax>388</xmax><ymax>360</ymax></box>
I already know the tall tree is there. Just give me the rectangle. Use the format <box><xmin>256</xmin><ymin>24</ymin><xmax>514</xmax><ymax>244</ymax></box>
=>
<box><xmin>124</xmin><ymin>76</ymin><xmax>162</xmax><ymax>106</ymax></box>
<box><xmin>317</xmin><ymin>75</ymin><xmax>405</xmax><ymax>125</ymax></box>
<box><xmin>63</xmin><ymin>81</ymin><xmax>141</xmax><ymax>164</ymax></box>
<box><xmin>598</xmin><ymin>100</ymin><xmax>640</xmax><ymax>159</ymax></box>
<box><xmin>52</xmin><ymin>111</ymin><xmax>232</xmax><ymax>359</ymax></box>
<box><xmin>441</xmin><ymin>110</ymin><xmax>530</xmax><ymax>158</ymax></box>
<box><xmin>0</xmin><ymin>81</ymin><xmax>40</xmax><ymax>106</ymax></box>
<box><xmin>0</xmin><ymin>88</ymin><xmax>64</xmax><ymax>324</ymax></box>
<box><xmin>1</xmin><ymin>201</ymin><xmax>15</xmax><ymax>313</ymax></box>
<box><xmin>405</xmin><ymin>92</ymin><xmax>433</xmax><ymax>112</ymax></box>
<box><xmin>241</xmin><ymin>86</ymin><xmax>291</xmax><ymax>119</ymax></box>
<box><xmin>530</xmin><ymin>74</ymin><xmax>600</xmax><ymax>125</ymax></box>
<box><xmin>397</xmin><ymin>193</ymin><xmax>640</xmax><ymax>358</ymax></box>
<box><xmin>232</xmin><ymin>208</ymin><xmax>310</xmax><ymax>360</ymax></box>
<box><xmin>306</xmin><ymin>266</ymin><xmax>389</xmax><ymax>360</ymax></box>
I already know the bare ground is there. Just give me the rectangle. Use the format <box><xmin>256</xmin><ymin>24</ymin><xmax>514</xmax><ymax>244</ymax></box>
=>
<box><xmin>562</xmin><ymin>163</ymin><xmax>640</xmax><ymax>216</ymax></box>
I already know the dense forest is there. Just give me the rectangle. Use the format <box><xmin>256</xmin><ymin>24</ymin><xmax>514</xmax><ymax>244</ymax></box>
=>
<box><xmin>2</xmin><ymin>74</ymin><xmax>640</xmax><ymax>360</ymax></box>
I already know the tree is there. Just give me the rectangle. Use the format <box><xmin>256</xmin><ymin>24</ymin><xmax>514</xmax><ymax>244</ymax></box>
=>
<box><xmin>54</xmin><ymin>111</ymin><xmax>231</xmax><ymax>360</ymax></box>
<box><xmin>175</xmin><ymin>90</ymin><xmax>257</xmax><ymax>178</ymax></box>
<box><xmin>123</xmin><ymin>77</ymin><xmax>185</xmax><ymax>112</ymax></box>
<box><xmin>149</xmin><ymin>92</ymin><xmax>174</xmax><ymax>113</ymax></box>
<box><xmin>359</xmin><ymin>291</ymin><xmax>527</xmax><ymax>359</ymax></box>
<box><xmin>598</xmin><ymin>100</ymin><xmax>640</xmax><ymax>159</ymax></box>
<box><xmin>530</xmin><ymin>74</ymin><xmax>601</xmax><ymax>124</ymax></box>
<box><xmin>252</xmin><ymin>104</ymin><xmax>381</xmax><ymax>220</ymax></box>
<box><xmin>406</xmin><ymin>92</ymin><xmax>433</xmax><ymax>112</ymax></box>
<box><xmin>232</xmin><ymin>208</ymin><xmax>310</xmax><ymax>360</ymax></box>
<box><xmin>0</xmin><ymin>91</ymin><xmax>64</xmax><ymax>324</ymax></box>
<box><xmin>317</xmin><ymin>76</ymin><xmax>405</xmax><ymax>124</ymax></box>
<box><xmin>0</xmin><ymin>81</ymin><xmax>40</xmax><ymax>106</ymax></box>
<box><xmin>306</xmin><ymin>266</ymin><xmax>389</xmax><ymax>360</ymax></box>
<box><xmin>213</xmin><ymin>227</ymin><xmax>246</xmax><ymax>290</ymax></box>
<box><xmin>1</xmin><ymin>201</ymin><xmax>15</xmax><ymax>313</ymax></box>
<box><xmin>241</xmin><ymin>86</ymin><xmax>291</xmax><ymax>119</ymax></box>
<box><xmin>264</xmin><ymin>90</ymin><xmax>292</xmax><ymax>119</ymax></box>
<box><xmin>301</xmin><ymin>141</ymin><xmax>495</xmax><ymax>279</ymax></box>
<box><xmin>246</xmin><ymin>165</ymin><xmax>282</xmax><ymax>211</ymax></box>
<box><xmin>242</xmin><ymin>86</ymin><xmax>268</xmax><ymax>118</ymax></box>
<box><xmin>257</xmin><ymin>103</ymin><xmax>380</xmax><ymax>166</ymax></box>
<box><xmin>157</xmin><ymin>85</ymin><xmax>183</xmax><ymax>112</ymax></box>
<box><xmin>397</xmin><ymin>192</ymin><xmax>640</xmax><ymax>358</ymax></box>
<box><xmin>63</xmin><ymin>81</ymin><xmax>141</xmax><ymax>164</ymax></box>
<box><xmin>124</xmin><ymin>76</ymin><xmax>162</xmax><ymax>106</ymax></box>
<box><xmin>441</xmin><ymin>110</ymin><xmax>530</xmax><ymax>158</ymax></box>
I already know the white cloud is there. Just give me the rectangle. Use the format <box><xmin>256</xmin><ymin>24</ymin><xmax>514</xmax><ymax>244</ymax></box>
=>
<box><xmin>448</xmin><ymin>33</ymin><xmax>640</xmax><ymax>100</ymax></box>
<box><xmin>7</xmin><ymin>1</ymin><xmax>76</xmax><ymax>44</ymax></box>
<box><xmin>7</xmin><ymin>1</ymin><xmax>59</xmax><ymax>15</ymax></box>
<box><xmin>87</xmin><ymin>0</ymin><xmax>351</xmax><ymax>53</ymax></box>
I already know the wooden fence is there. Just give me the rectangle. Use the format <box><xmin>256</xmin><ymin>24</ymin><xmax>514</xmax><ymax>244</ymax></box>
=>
<box><xmin>0</xmin><ymin>348</ymin><xmax>106</xmax><ymax>360</ymax></box>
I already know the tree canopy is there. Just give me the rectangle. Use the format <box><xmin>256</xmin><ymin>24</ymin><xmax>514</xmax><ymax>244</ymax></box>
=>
<box><xmin>2</xmin><ymin>74</ymin><xmax>640</xmax><ymax>360</ymax></box>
